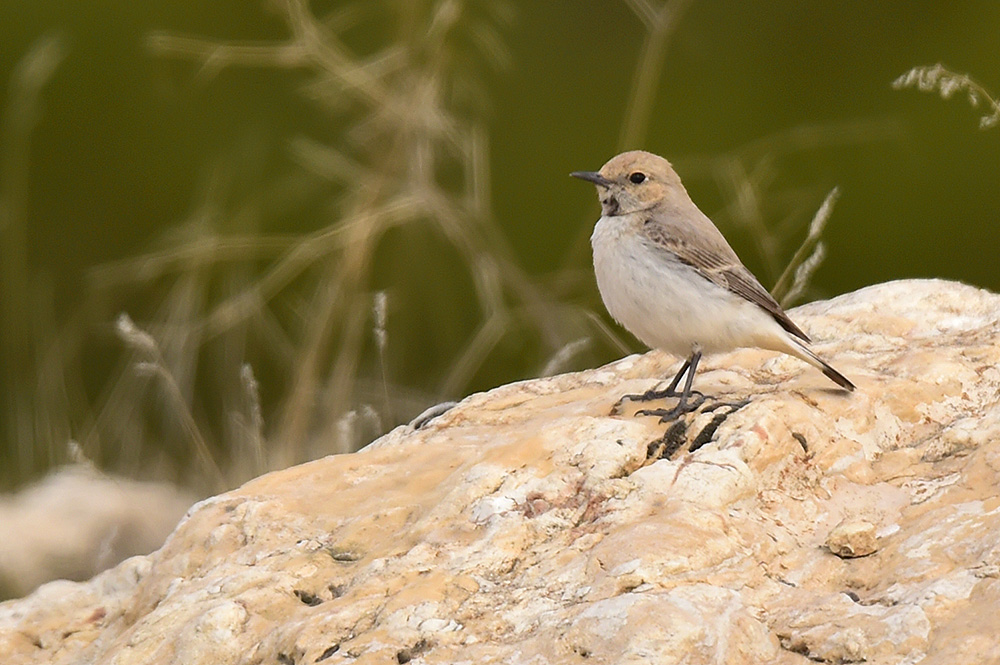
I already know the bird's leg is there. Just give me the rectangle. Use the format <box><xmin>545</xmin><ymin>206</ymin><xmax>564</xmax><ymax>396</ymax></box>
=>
<box><xmin>615</xmin><ymin>355</ymin><xmax>690</xmax><ymax>405</ymax></box>
<box><xmin>613</xmin><ymin>351</ymin><xmax>707</xmax><ymax>421</ymax></box>
<box><xmin>644</xmin><ymin>357</ymin><xmax>691</xmax><ymax>400</ymax></box>
<box><xmin>634</xmin><ymin>351</ymin><xmax>705</xmax><ymax>422</ymax></box>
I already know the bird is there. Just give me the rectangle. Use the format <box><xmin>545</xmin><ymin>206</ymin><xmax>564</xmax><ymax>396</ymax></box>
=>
<box><xmin>572</xmin><ymin>150</ymin><xmax>854</xmax><ymax>421</ymax></box>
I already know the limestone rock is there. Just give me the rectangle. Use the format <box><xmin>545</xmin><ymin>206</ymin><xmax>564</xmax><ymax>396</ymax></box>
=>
<box><xmin>827</xmin><ymin>518</ymin><xmax>878</xmax><ymax>558</ymax></box>
<box><xmin>0</xmin><ymin>465</ymin><xmax>195</xmax><ymax>600</ymax></box>
<box><xmin>3</xmin><ymin>279</ymin><xmax>1000</xmax><ymax>664</ymax></box>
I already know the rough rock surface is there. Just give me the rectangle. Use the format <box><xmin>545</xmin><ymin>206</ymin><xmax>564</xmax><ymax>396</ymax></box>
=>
<box><xmin>3</xmin><ymin>278</ymin><xmax>1000</xmax><ymax>665</ymax></box>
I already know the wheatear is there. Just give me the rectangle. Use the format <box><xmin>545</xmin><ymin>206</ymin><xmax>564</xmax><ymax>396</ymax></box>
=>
<box><xmin>573</xmin><ymin>150</ymin><xmax>854</xmax><ymax>420</ymax></box>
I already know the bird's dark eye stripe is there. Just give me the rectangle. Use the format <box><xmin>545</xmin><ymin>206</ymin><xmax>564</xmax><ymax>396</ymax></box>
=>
<box><xmin>629</xmin><ymin>171</ymin><xmax>646</xmax><ymax>184</ymax></box>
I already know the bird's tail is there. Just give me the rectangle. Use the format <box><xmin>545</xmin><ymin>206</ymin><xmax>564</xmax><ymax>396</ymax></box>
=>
<box><xmin>787</xmin><ymin>338</ymin><xmax>856</xmax><ymax>392</ymax></box>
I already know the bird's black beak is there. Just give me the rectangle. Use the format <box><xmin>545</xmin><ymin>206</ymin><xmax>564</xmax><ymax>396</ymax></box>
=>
<box><xmin>570</xmin><ymin>171</ymin><xmax>612</xmax><ymax>187</ymax></box>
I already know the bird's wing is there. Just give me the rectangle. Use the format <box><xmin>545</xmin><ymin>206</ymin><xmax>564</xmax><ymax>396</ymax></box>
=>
<box><xmin>641</xmin><ymin>217</ymin><xmax>811</xmax><ymax>342</ymax></box>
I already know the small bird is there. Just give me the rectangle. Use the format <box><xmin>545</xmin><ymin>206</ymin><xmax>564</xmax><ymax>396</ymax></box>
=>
<box><xmin>572</xmin><ymin>150</ymin><xmax>854</xmax><ymax>420</ymax></box>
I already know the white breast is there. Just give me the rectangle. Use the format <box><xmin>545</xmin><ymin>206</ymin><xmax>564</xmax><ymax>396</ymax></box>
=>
<box><xmin>590</xmin><ymin>214</ymin><xmax>786</xmax><ymax>357</ymax></box>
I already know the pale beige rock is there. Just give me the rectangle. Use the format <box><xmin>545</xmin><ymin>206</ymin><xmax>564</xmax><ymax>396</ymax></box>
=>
<box><xmin>827</xmin><ymin>519</ymin><xmax>878</xmax><ymax>558</ymax></box>
<box><xmin>0</xmin><ymin>465</ymin><xmax>195</xmax><ymax>600</ymax></box>
<box><xmin>3</xmin><ymin>278</ymin><xmax>1000</xmax><ymax>665</ymax></box>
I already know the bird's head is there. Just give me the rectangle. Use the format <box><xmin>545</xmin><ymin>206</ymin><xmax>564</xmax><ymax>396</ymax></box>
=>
<box><xmin>571</xmin><ymin>150</ymin><xmax>688</xmax><ymax>217</ymax></box>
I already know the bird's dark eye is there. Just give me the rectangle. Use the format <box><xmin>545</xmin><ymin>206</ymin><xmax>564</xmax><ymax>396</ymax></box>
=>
<box><xmin>628</xmin><ymin>171</ymin><xmax>646</xmax><ymax>184</ymax></box>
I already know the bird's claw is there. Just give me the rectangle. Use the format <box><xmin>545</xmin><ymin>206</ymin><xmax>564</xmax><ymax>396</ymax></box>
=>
<box><xmin>634</xmin><ymin>391</ymin><xmax>707</xmax><ymax>423</ymax></box>
<box><xmin>612</xmin><ymin>388</ymin><xmax>704</xmax><ymax>415</ymax></box>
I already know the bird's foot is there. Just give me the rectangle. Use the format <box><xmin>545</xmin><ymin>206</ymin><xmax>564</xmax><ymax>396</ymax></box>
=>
<box><xmin>612</xmin><ymin>387</ymin><xmax>703</xmax><ymax>416</ymax></box>
<box><xmin>629</xmin><ymin>395</ymin><xmax>751</xmax><ymax>425</ymax></box>
<box><xmin>634</xmin><ymin>391</ymin><xmax>707</xmax><ymax>423</ymax></box>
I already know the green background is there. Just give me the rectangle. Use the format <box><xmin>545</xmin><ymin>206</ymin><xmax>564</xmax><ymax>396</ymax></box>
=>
<box><xmin>1</xmin><ymin>1</ymin><xmax>998</xmax><ymax>490</ymax></box>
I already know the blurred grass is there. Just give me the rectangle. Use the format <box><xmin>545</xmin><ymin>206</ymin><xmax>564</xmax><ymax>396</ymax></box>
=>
<box><xmin>893</xmin><ymin>63</ymin><xmax>1000</xmax><ymax>130</ymax></box>
<box><xmin>1</xmin><ymin>34</ymin><xmax>69</xmax><ymax>489</ymax></box>
<box><xmin>3</xmin><ymin>0</ymin><xmax>624</xmax><ymax>492</ymax></box>
<box><xmin>2</xmin><ymin>0</ymin><xmax>994</xmax><ymax>494</ymax></box>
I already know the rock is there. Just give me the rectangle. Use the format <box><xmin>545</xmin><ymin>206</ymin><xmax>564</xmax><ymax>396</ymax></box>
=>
<box><xmin>3</xmin><ymin>278</ymin><xmax>1000</xmax><ymax>665</ymax></box>
<box><xmin>826</xmin><ymin>519</ymin><xmax>878</xmax><ymax>558</ymax></box>
<box><xmin>0</xmin><ymin>465</ymin><xmax>196</xmax><ymax>600</ymax></box>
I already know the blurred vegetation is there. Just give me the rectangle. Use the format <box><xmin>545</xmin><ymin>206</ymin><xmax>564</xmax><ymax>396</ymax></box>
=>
<box><xmin>1</xmin><ymin>1</ymin><xmax>998</xmax><ymax>494</ymax></box>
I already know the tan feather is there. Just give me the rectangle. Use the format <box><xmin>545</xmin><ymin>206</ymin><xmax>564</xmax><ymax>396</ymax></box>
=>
<box><xmin>640</xmin><ymin>214</ymin><xmax>810</xmax><ymax>342</ymax></box>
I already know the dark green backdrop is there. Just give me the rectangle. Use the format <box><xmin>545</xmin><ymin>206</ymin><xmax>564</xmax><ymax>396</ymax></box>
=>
<box><xmin>1</xmin><ymin>1</ymin><xmax>998</xmax><ymax>489</ymax></box>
